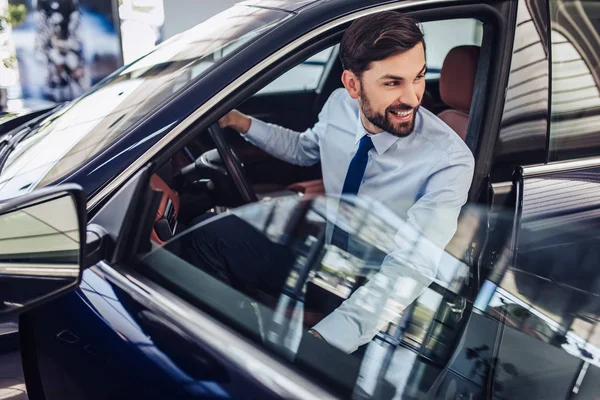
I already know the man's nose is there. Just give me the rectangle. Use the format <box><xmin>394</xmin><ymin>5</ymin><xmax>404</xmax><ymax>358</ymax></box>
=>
<box><xmin>398</xmin><ymin>85</ymin><xmax>420</xmax><ymax>108</ymax></box>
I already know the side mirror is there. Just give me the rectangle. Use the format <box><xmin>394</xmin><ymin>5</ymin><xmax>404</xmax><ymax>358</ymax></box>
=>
<box><xmin>0</xmin><ymin>184</ymin><xmax>86</xmax><ymax>318</ymax></box>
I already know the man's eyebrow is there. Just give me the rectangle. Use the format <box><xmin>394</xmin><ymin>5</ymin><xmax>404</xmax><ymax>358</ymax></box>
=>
<box><xmin>379</xmin><ymin>64</ymin><xmax>427</xmax><ymax>81</ymax></box>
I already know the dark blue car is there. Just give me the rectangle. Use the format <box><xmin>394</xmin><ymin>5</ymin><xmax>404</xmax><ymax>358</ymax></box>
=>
<box><xmin>1</xmin><ymin>0</ymin><xmax>600</xmax><ymax>398</ymax></box>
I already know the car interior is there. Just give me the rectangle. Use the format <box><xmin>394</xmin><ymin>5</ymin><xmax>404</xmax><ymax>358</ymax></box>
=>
<box><xmin>147</xmin><ymin>39</ymin><xmax>483</xmax><ymax>242</ymax></box>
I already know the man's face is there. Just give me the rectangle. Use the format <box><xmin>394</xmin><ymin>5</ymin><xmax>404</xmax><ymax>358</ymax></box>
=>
<box><xmin>356</xmin><ymin>42</ymin><xmax>426</xmax><ymax>137</ymax></box>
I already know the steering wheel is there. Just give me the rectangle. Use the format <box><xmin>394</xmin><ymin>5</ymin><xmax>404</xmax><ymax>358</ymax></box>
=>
<box><xmin>207</xmin><ymin>123</ymin><xmax>258</xmax><ymax>204</ymax></box>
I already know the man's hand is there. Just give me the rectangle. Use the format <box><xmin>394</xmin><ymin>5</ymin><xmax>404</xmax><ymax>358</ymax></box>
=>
<box><xmin>219</xmin><ymin>110</ymin><xmax>252</xmax><ymax>134</ymax></box>
<box><xmin>308</xmin><ymin>328</ymin><xmax>325</xmax><ymax>341</ymax></box>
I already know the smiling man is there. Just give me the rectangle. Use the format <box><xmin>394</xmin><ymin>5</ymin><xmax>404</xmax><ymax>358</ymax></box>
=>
<box><xmin>216</xmin><ymin>11</ymin><xmax>474</xmax><ymax>352</ymax></box>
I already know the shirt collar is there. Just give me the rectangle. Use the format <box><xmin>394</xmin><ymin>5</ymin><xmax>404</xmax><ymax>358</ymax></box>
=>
<box><xmin>354</xmin><ymin>107</ymin><xmax>423</xmax><ymax>155</ymax></box>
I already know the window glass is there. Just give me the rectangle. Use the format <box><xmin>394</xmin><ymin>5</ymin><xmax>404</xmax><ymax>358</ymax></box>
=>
<box><xmin>135</xmin><ymin>195</ymin><xmax>472</xmax><ymax>398</ymax></box>
<box><xmin>0</xmin><ymin>6</ymin><xmax>288</xmax><ymax>201</ymax></box>
<box><xmin>257</xmin><ymin>46</ymin><xmax>336</xmax><ymax>95</ymax></box>
<box><xmin>421</xmin><ymin>19</ymin><xmax>483</xmax><ymax>80</ymax></box>
<box><xmin>550</xmin><ymin>0</ymin><xmax>600</xmax><ymax>161</ymax></box>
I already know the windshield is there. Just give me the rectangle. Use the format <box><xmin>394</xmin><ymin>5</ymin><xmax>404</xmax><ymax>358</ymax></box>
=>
<box><xmin>0</xmin><ymin>5</ymin><xmax>288</xmax><ymax>201</ymax></box>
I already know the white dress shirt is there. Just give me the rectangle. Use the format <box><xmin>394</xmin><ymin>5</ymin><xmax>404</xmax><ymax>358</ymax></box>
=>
<box><xmin>244</xmin><ymin>88</ymin><xmax>474</xmax><ymax>353</ymax></box>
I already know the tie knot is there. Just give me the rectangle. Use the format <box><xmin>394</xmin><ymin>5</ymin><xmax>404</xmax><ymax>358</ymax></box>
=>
<box><xmin>357</xmin><ymin>135</ymin><xmax>374</xmax><ymax>154</ymax></box>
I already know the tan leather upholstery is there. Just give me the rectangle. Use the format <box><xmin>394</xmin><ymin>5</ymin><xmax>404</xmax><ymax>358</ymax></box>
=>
<box><xmin>438</xmin><ymin>45</ymin><xmax>480</xmax><ymax>141</ymax></box>
<box><xmin>436</xmin><ymin>109</ymin><xmax>470</xmax><ymax>141</ymax></box>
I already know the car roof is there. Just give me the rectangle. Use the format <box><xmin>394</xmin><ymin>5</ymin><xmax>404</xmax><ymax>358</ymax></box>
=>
<box><xmin>237</xmin><ymin>0</ymin><xmax>321</xmax><ymax>12</ymax></box>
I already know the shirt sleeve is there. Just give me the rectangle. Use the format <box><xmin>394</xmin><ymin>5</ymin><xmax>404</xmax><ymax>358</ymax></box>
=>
<box><xmin>243</xmin><ymin>91</ymin><xmax>338</xmax><ymax>166</ymax></box>
<box><xmin>312</xmin><ymin>150</ymin><xmax>475</xmax><ymax>353</ymax></box>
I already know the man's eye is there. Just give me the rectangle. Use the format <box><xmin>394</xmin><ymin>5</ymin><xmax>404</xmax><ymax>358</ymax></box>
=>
<box><xmin>385</xmin><ymin>81</ymin><xmax>399</xmax><ymax>87</ymax></box>
<box><xmin>415</xmin><ymin>75</ymin><xmax>425</xmax><ymax>81</ymax></box>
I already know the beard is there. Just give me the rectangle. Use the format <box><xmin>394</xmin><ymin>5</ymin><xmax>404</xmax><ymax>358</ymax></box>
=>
<box><xmin>359</xmin><ymin>87</ymin><xmax>420</xmax><ymax>138</ymax></box>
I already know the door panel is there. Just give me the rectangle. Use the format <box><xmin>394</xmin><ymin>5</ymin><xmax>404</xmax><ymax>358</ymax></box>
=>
<box><xmin>427</xmin><ymin>311</ymin><xmax>502</xmax><ymax>399</ymax></box>
<box><xmin>493</xmin><ymin>323</ymin><xmax>582</xmax><ymax>400</ymax></box>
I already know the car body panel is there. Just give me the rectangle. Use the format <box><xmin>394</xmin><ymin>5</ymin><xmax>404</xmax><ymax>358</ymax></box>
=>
<box><xmin>0</xmin><ymin>106</ymin><xmax>56</xmax><ymax>138</ymax></box>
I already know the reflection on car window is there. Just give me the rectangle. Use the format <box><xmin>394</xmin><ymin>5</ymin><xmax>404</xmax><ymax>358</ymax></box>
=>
<box><xmin>0</xmin><ymin>6</ymin><xmax>288</xmax><ymax>200</ymax></box>
<box><xmin>475</xmin><ymin>278</ymin><xmax>600</xmax><ymax>399</ymax></box>
<box><xmin>550</xmin><ymin>0</ymin><xmax>600</xmax><ymax>161</ymax></box>
<box><xmin>135</xmin><ymin>195</ymin><xmax>472</xmax><ymax>398</ymax></box>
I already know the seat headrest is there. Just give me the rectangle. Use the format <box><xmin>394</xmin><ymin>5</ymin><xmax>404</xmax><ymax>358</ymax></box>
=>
<box><xmin>440</xmin><ymin>45</ymin><xmax>480</xmax><ymax>113</ymax></box>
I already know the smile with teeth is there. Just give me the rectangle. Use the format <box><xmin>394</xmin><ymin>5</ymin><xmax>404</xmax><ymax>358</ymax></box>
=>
<box><xmin>390</xmin><ymin>109</ymin><xmax>413</xmax><ymax>120</ymax></box>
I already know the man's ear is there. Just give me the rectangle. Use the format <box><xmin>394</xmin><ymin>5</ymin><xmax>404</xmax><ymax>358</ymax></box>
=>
<box><xmin>341</xmin><ymin>70</ymin><xmax>361</xmax><ymax>99</ymax></box>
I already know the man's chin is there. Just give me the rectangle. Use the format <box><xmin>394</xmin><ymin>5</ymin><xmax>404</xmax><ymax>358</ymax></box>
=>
<box><xmin>389</xmin><ymin>121</ymin><xmax>415</xmax><ymax>137</ymax></box>
<box><xmin>384</xmin><ymin>111</ymin><xmax>418</xmax><ymax>137</ymax></box>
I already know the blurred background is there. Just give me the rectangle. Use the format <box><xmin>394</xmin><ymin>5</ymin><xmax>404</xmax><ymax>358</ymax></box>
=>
<box><xmin>0</xmin><ymin>0</ymin><xmax>239</xmax><ymax>113</ymax></box>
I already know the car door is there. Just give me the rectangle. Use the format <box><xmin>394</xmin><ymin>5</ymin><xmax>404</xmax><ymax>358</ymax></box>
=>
<box><xmin>472</xmin><ymin>0</ymin><xmax>600</xmax><ymax>398</ymax></box>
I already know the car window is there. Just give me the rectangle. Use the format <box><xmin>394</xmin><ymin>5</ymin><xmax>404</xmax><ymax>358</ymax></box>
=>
<box><xmin>549</xmin><ymin>0</ymin><xmax>600</xmax><ymax>161</ymax></box>
<box><xmin>256</xmin><ymin>46</ymin><xmax>337</xmax><ymax>95</ymax></box>
<box><xmin>134</xmin><ymin>195</ymin><xmax>472</xmax><ymax>398</ymax></box>
<box><xmin>0</xmin><ymin>5</ymin><xmax>288</xmax><ymax>201</ymax></box>
<box><xmin>421</xmin><ymin>18</ymin><xmax>483</xmax><ymax>80</ymax></box>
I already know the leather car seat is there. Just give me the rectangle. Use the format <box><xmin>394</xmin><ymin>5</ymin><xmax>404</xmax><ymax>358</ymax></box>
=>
<box><xmin>437</xmin><ymin>45</ymin><xmax>480</xmax><ymax>141</ymax></box>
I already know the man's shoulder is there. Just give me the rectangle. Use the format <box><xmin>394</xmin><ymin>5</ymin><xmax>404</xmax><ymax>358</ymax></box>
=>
<box><xmin>327</xmin><ymin>88</ymin><xmax>355</xmax><ymax>108</ymax></box>
<box><xmin>322</xmin><ymin>88</ymin><xmax>358</xmax><ymax>123</ymax></box>
<box><xmin>330</xmin><ymin>87</ymin><xmax>350</xmax><ymax>100</ymax></box>
<box><xmin>417</xmin><ymin>107</ymin><xmax>474</xmax><ymax>166</ymax></box>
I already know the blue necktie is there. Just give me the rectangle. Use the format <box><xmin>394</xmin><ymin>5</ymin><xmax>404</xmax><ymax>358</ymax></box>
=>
<box><xmin>332</xmin><ymin>136</ymin><xmax>374</xmax><ymax>249</ymax></box>
<box><xmin>341</xmin><ymin>136</ymin><xmax>374</xmax><ymax>195</ymax></box>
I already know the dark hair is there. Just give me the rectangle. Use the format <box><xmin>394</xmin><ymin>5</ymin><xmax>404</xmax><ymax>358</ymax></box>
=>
<box><xmin>340</xmin><ymin>12</ymin><xmax>425</xmax><ymax>76</ymax></box>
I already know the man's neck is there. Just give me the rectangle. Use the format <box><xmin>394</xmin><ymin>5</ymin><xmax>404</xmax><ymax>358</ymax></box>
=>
<box><xmin>360</xmin><ymin>113</ymin><xmax>383</xmax><ymax>135</ymax></box>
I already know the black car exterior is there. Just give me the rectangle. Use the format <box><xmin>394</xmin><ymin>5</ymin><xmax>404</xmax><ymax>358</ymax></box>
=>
<box><xmin>1</xmin><ymin>0</ymin><xmax>600</xmax><ymax>399</ymax></box>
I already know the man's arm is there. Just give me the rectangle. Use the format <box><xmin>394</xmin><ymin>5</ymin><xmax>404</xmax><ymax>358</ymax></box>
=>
<box><xmin>219</xmin><ymin>91</ymin><xmax>339</xmax><ymax>166</ymax></box>
<box><xmin>312</xmin><ymin>151</ymin><xmax>475</xmax><ymax>353</ymax></box>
